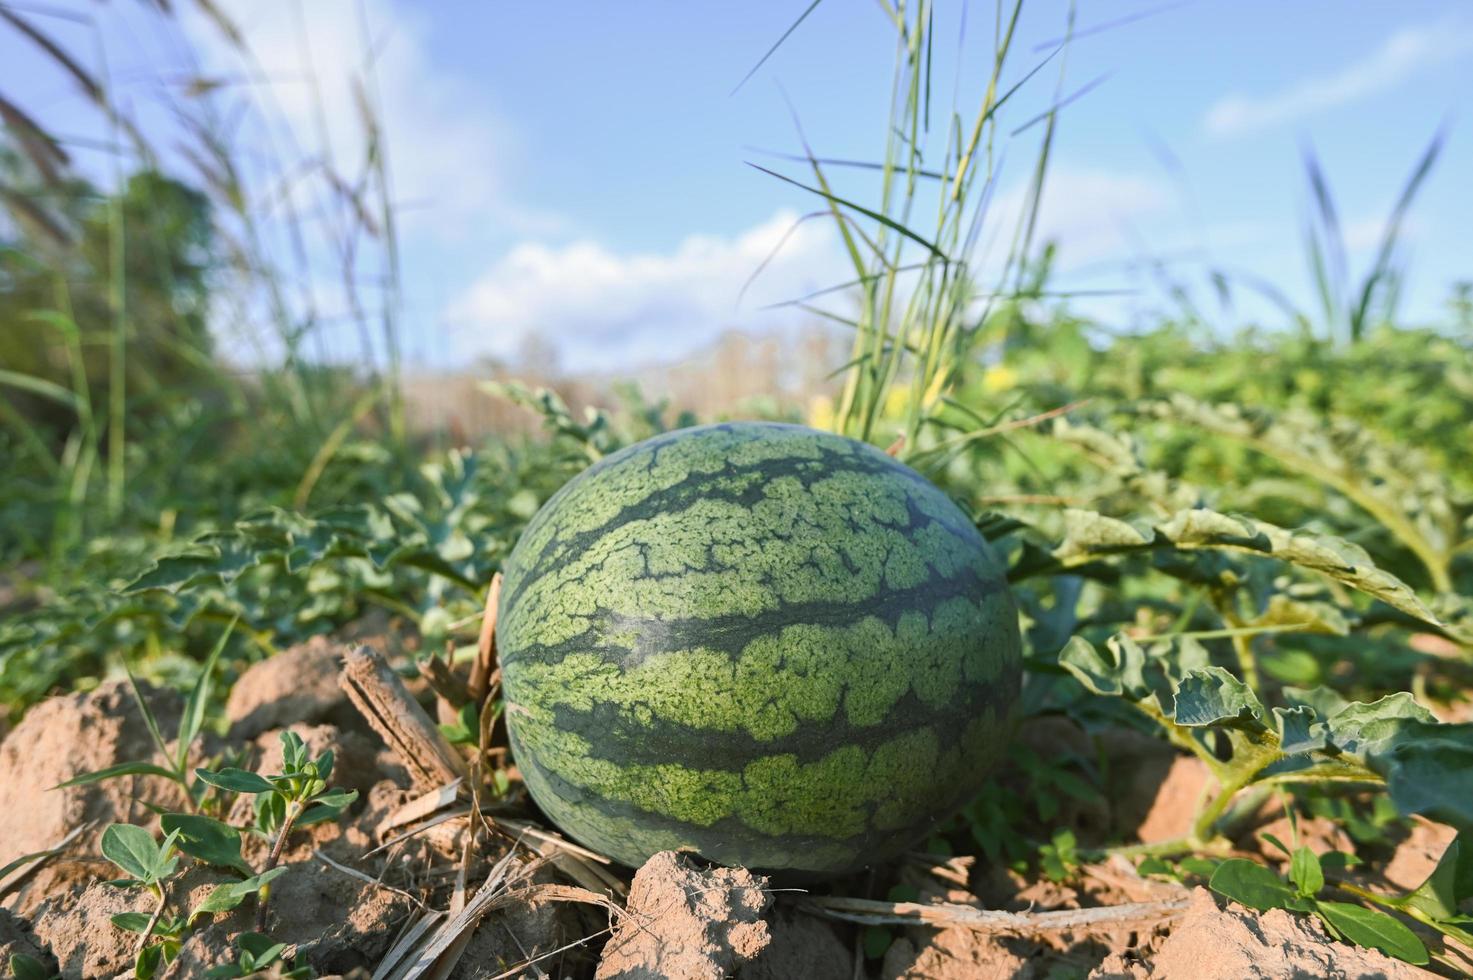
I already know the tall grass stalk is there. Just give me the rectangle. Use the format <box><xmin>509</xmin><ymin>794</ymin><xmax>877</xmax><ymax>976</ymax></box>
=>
<box><xmin>756</xmin><ymin>0</ymin><xmax>1067</xmax><ymax>456</ymax></box>
<box><xmin>1302</xmin><ymin>130</ymin><xmax>1443</xmax><ymax>346</ymax></box>
<box><xmin>0</xmin><ymin>0</ymin><xmax>413</xmax><ymax>565</ymax></box>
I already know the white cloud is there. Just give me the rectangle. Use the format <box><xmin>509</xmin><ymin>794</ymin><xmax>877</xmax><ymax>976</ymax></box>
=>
<box><xmin>443</xmin><ymin>210</ymin><xmax>847</xmax><ymax>372</ymax></box>
<box><xmin>443</xmin><ymin>168</ymin><xmax>1167</xmax><ymax>372</ymax></box>
<box><xmin>1203</xmin><ymin>23</ymin><xmax>1473</xmax><ymax>138</ymax></box>
<box><xmin>985</xmin><ymin>167</ymin><xmax>1170</xmax><ymax>270</ymax></box>
<box><xmin>179</xmin><ymin>0</ymin><xmax>554</xmax><ymax>237</ymax></box>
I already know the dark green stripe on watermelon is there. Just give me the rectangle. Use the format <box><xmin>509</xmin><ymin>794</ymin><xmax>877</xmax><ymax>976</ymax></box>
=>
<box><xmin>497</xmin><ymin>421</ymin><xmax>1021</xmax><ymax>875</ymax></box>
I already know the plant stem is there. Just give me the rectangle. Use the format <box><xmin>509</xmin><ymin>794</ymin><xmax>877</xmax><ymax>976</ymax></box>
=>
<box><xmin>1191</xmin><ymin>737</ymin><xmax>1281</xmax><ymax>844</ymax></box>
<box><xmin>137</xmin><ymin>884</ymin><xmax>167</xmax><ymax>956</ymax></box>
<box><xmin>255</xmin><ymin>800</ymin><xmax>302</xmax><ymax>932</ymax></box>
<box><xmin>1103</xmin><ymin>835</ymin><xmax>1233</xmax><ymax>861</ymax></box>
<box><xmin>1133</xmin><ymin>699</ymin><xmax>1227</xmax><ymax>779</ymax></box>
<box><xmin>105</xmin><ymin>115</ymin><xmax>127</xmax><ymax>519</ymax></box>
<box><xmin>1229</xmin><ymin>628</ymin><xmax>1261</xmax><ymax>694</ymax></box>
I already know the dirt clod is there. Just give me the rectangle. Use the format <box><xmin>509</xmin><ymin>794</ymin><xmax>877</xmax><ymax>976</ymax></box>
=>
<box><xmin>29</xmin><ymin>878</ymin><xmax>151</xmax><ymax>979</ymax></box>
<box><xmin>1148</xmin><ymin>887</ymin><xmax>1435</xmax><ymax>979</ymax></box>
<box><xmin>739</xmin><ymin>908</ymin><xmax>851</xmax><ymax>980</ymax></box>
<box><xmin>0</xmin><ymin>679</ymin><xmax>184</xmax><ymax>871</ymax></box>
<box><xmin>596</xmin><ymin>851</ymin><xmax>771</xmax><ymax>980</ymax></box>
<box><xmin>452</xmin><ymin>878</ymin><xmax>591</xmax><ymax>979</ymax></box>
<box><xmin>265</xmin><ymin>857</ymin><xmax>410</xmax><ymax>975</ymax></box>
<box><xmin>882</xmin><ymin>928</ymin><xmax>1036</xmax><ymax>979</ymax></box>
<box><xmin>226</xmin><ymin>637</ymin><xmax>357</xmax><ymax>739</ymax></box>
<box><xmin>1382</xmin><ymin>818</ymin><xmax>1458</xmax><ymax>892</ymax></box>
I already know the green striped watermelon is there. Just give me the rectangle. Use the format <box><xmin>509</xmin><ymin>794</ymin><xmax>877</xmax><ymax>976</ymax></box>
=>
<box><xmin>497</xmin><ymin>421</ymin><xmax>1021</xmax><ymax>874</ymax></box>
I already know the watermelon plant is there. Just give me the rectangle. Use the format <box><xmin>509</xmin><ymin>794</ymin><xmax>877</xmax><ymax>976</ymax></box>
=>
<box><xmin>495</xmin><ymin>421</ymin><xmax>1023</xmax><ymax>874</ymax></box>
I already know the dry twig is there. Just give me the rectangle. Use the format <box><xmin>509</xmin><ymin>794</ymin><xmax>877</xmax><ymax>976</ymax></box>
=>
<box><xmin>341</xmin><ymin>644</ymin><xmax>468</xmax><ymax>789</ymax></box>
<box><xmin>802</xmin><ymin>893</ymin><xmax>1189</xmax><ymax>935</ymax></box>
<box><xmin>312</xmin><ymin>849</ymin><xmax>429</xmax><ymax>911</ymax></box>
<box><xmin>468</xmin><ymin>573</ymin><xmax>502</xmax><ymax>705</ymax></box>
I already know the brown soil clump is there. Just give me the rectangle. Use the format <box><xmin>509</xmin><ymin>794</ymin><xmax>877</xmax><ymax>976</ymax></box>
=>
<box><xmin>1382</xmin><ymin>818</ymin><xmax>1458</xmax><ymax>891</ymax></box>
<box><xmin>451</xmin><ymin>876</ymin><xmax>595</xmax><ymax>979</ymax></box>
<box><xmin>740</xmin><ymin>908</ymin><xmax>852</xmax><ymax>980</ymax></box>
<box><xmin>28</xmin><ymin>877</ymin><xmax>152</xmax><ymax>978</ymax></box>
<box><xmin>1097</xmin><ymin>726</ymin><xmax>1214</xmax><ymax>845</ymax></box>
<box><xmin>265</xmin><ymin>858</ymin><xmax>412</xmax><ymax>974</ymax></box>
<box><xmin>225</xmin><ymin>636</ymin><xmax>358</xmax><ymax>739</ymax></box>
<box><xmin>1148</xmin><ymin>887</ymin><xmax>1436</xmax><ymax>979</ymax></box>
<box><xmin>0</xmin><ymin>680</ymin><xmax>185</xmax><ymax>870</ymax></box>
<box><xmin>882</xmin><ymin>928</ymin><xmax>1037</xmax><ymax>979</ymax></box>
<box><xmin>596</xmin><ymin>850</ymin><xmax>771</xmax><ymax>980</ymax></box>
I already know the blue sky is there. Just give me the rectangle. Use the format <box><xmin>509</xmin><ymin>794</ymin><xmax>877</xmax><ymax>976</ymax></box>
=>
<box><xmin>4</xmin><ymin>1</ymin><xmax>1471</xmax><ymax>372</ymax></box>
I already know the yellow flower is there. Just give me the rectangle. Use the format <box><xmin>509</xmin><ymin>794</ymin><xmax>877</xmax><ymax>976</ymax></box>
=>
<box><xmin>982</xmin><ymin>364</ymin><xmax>1018</xmax><ymax>393</ymax></box>
<box><xmin>883</xmin><ymin>386</ymin><xmax>909</xmax><ymax>420</ymax></box>
<box><xmin>807</xmin><ymin>394</ymin><xmax>836</xmax><ymax>432</ymax></box>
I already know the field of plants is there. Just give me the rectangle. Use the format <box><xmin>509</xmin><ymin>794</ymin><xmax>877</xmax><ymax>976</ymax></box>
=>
<box><xmin>2</xmin><ymin>2</ymin><xmax>1472</xmax><ymax>978</ymax></box>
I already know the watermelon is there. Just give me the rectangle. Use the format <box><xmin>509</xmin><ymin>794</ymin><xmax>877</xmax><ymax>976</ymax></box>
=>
<box><xmin>496</xmin><ymin>421</ymin><xmax>1021</xmax><ymax>875</ymax></box>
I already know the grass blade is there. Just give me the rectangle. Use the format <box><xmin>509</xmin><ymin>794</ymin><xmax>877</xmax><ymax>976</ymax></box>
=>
<box><xmin>1349</xmin><ymin>127</ymin><xmax>1444</xmax><ymax>340</ymax></box>
<box><xmin>55</xmin><ymin>762</ymin><xmax>181</xmax><ymax>789</ymax></box>
<box><xmin>176</xmin><ymin>615</ymin><xmax>238</xmax><ymax>770</ymax></box>
<box><xmin>731</xmin><ymin>0</ymin><xmax>824</xmax><ymax>95</ymax></box>
<box><xmin>125</xmin><ymin>663</ymin><xmax>173</xmax><ymax>766</ymax></box>
<box><xmin>746</xmin><ymin>163</ymin><xmax>948</xmax><ymax>258</ymax></box>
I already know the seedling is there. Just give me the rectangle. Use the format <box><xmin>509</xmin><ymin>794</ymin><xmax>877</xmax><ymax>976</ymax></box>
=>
<box><xmin>202</xmin><ymin>932</ymin><xmax>311</xmax><ymax>979</ymax></box>
<box><xmin>100</xmin><ymin>822</ymin><xmax>183</xmax><ymax>972</ymax></box>
<box><xmin>57</xmin><ymin>619</ymin><xmax>237</xmax><ymax>811</ymax></box>
<box><xmin>437</xmin><ymin>700</ymin><xmax>480</xmax><ymax>746</ymax></box>
<box><xmin>99</xmin><ymin>822</ymin><xmax>283</xmax><ymax>979</ymax></box>
<box><xmin>6</xmin><ymin>954</ymin><xmax>57</xmax><ymax>980</ymax></box>
<box><xmin>1039</xmin><ymin>828</ymin><xmax>1081</xmax><ymax>883</ymax></box>
<box><xmin>195</xmin><ymin>730</ymin><xmax>357</xmax><ymax>929</ymax></box>
<box><xmin>1209</xmin><ymin>835</ymin><xmax>1427</xmax><ymax>964</ymax></box>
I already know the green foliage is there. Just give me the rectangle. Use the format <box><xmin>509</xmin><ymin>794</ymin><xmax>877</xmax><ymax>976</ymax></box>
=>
<box><xmin>91</xmin><ymin>732</ymin><xmax>347</xmax><ymax>976</ymax></box>
<box><xmin>1039</xmin><ymin>828</ymin><xmax>1081</xmax><ymax>883</ymax></box>
<box><xmin>0</xmin><ymin>161</ymin><xmax>215</xmax><ymax>430</ymax></box>
<box><xmin>55</xmin><ymin>618</ymin><xmax>235</xmax><ymax>809</ymax></box>
<box><xmin>1209</xmin><ymin>842</ymin><xmax>1429</xmax><ymax>965</ymax></box>
<box><xmin>754</xmin><ymin>0</ymin><xmax>1062</xmax><ymax>450</ymax></box>
<box><xmin>196</xmin><ymin>730</ymin><xmax>358</xmax><ymax>838</ymax></box>
<box><xmin>959</xmin><ymin>739</ymin><xmax>1101</xmax><ymax>876</ymax></box>
<box><xmin>7</xmin><ymin>954</ymin><xmax>55</xmax><ymax>980</ymax></box>
<box><xmin>99</xmin><ymin>823</ymin><xmax>184</xmax><ymax>978</ymax></box>
<box><xmin>0</xmin><ymin>379</ymin><xmax>683</xmax><ymax>712</ymax></box>
<box><xmin>98</xmin><ymin>816</ymin><xmax>287</xmax><ymax>976</ymax></box>
<box><xmin>438</xmin><ymin>701</ymin><xmax>486</xmax><ymax>747</ymax></box>
<box><xmin>1056</xmin><ymin>631</ymin><xmax>1473</xmax><ymax>842</ymax></box>
<box><xmin>101</xmin><ymin>823</ymin><xmax>180</xmax><ymax>888</ymax></box>
<box><xmin>77</xmin><ymin>657</ymin><xmax>348</xmax><ymax>973</ymax></box>
<box><xmin>1298</xmin><ymin>132</ymin><xmax>1443</xmax><ymax>346</ymax></box>
<box><xmin>203</xmin><ymin>933</ymin><xmax>311</xmax><ymax>979</ymax></box>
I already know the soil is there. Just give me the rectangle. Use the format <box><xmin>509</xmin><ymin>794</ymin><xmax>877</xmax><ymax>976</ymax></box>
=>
<box><xmin>1141</xmin><ymin>887</ymin><xmax>1437</xmax><ymax>980</ymax></box>
<box><xmin>595</xmin><ymin>851</ymin><xmax>771</xmax><ymax>980</ymax></box>
<box><xmin>225</xmin><ymin>635</ymin><xmax>363</xmax><ymax>739</ymax></box>
<box><xmin>0</xmin><ymin>907</ymin><xmax>56</xmax><ymax>977</ymax></box>
<box><xmin>0</xmin><ymin>642</ymin><xmax>1466</xmax><ymax>979</ymax></box>
<box><xmin>0</xmin><ymin>679</ymin><xmax>188</xmax><ymax>873</ymax></box>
